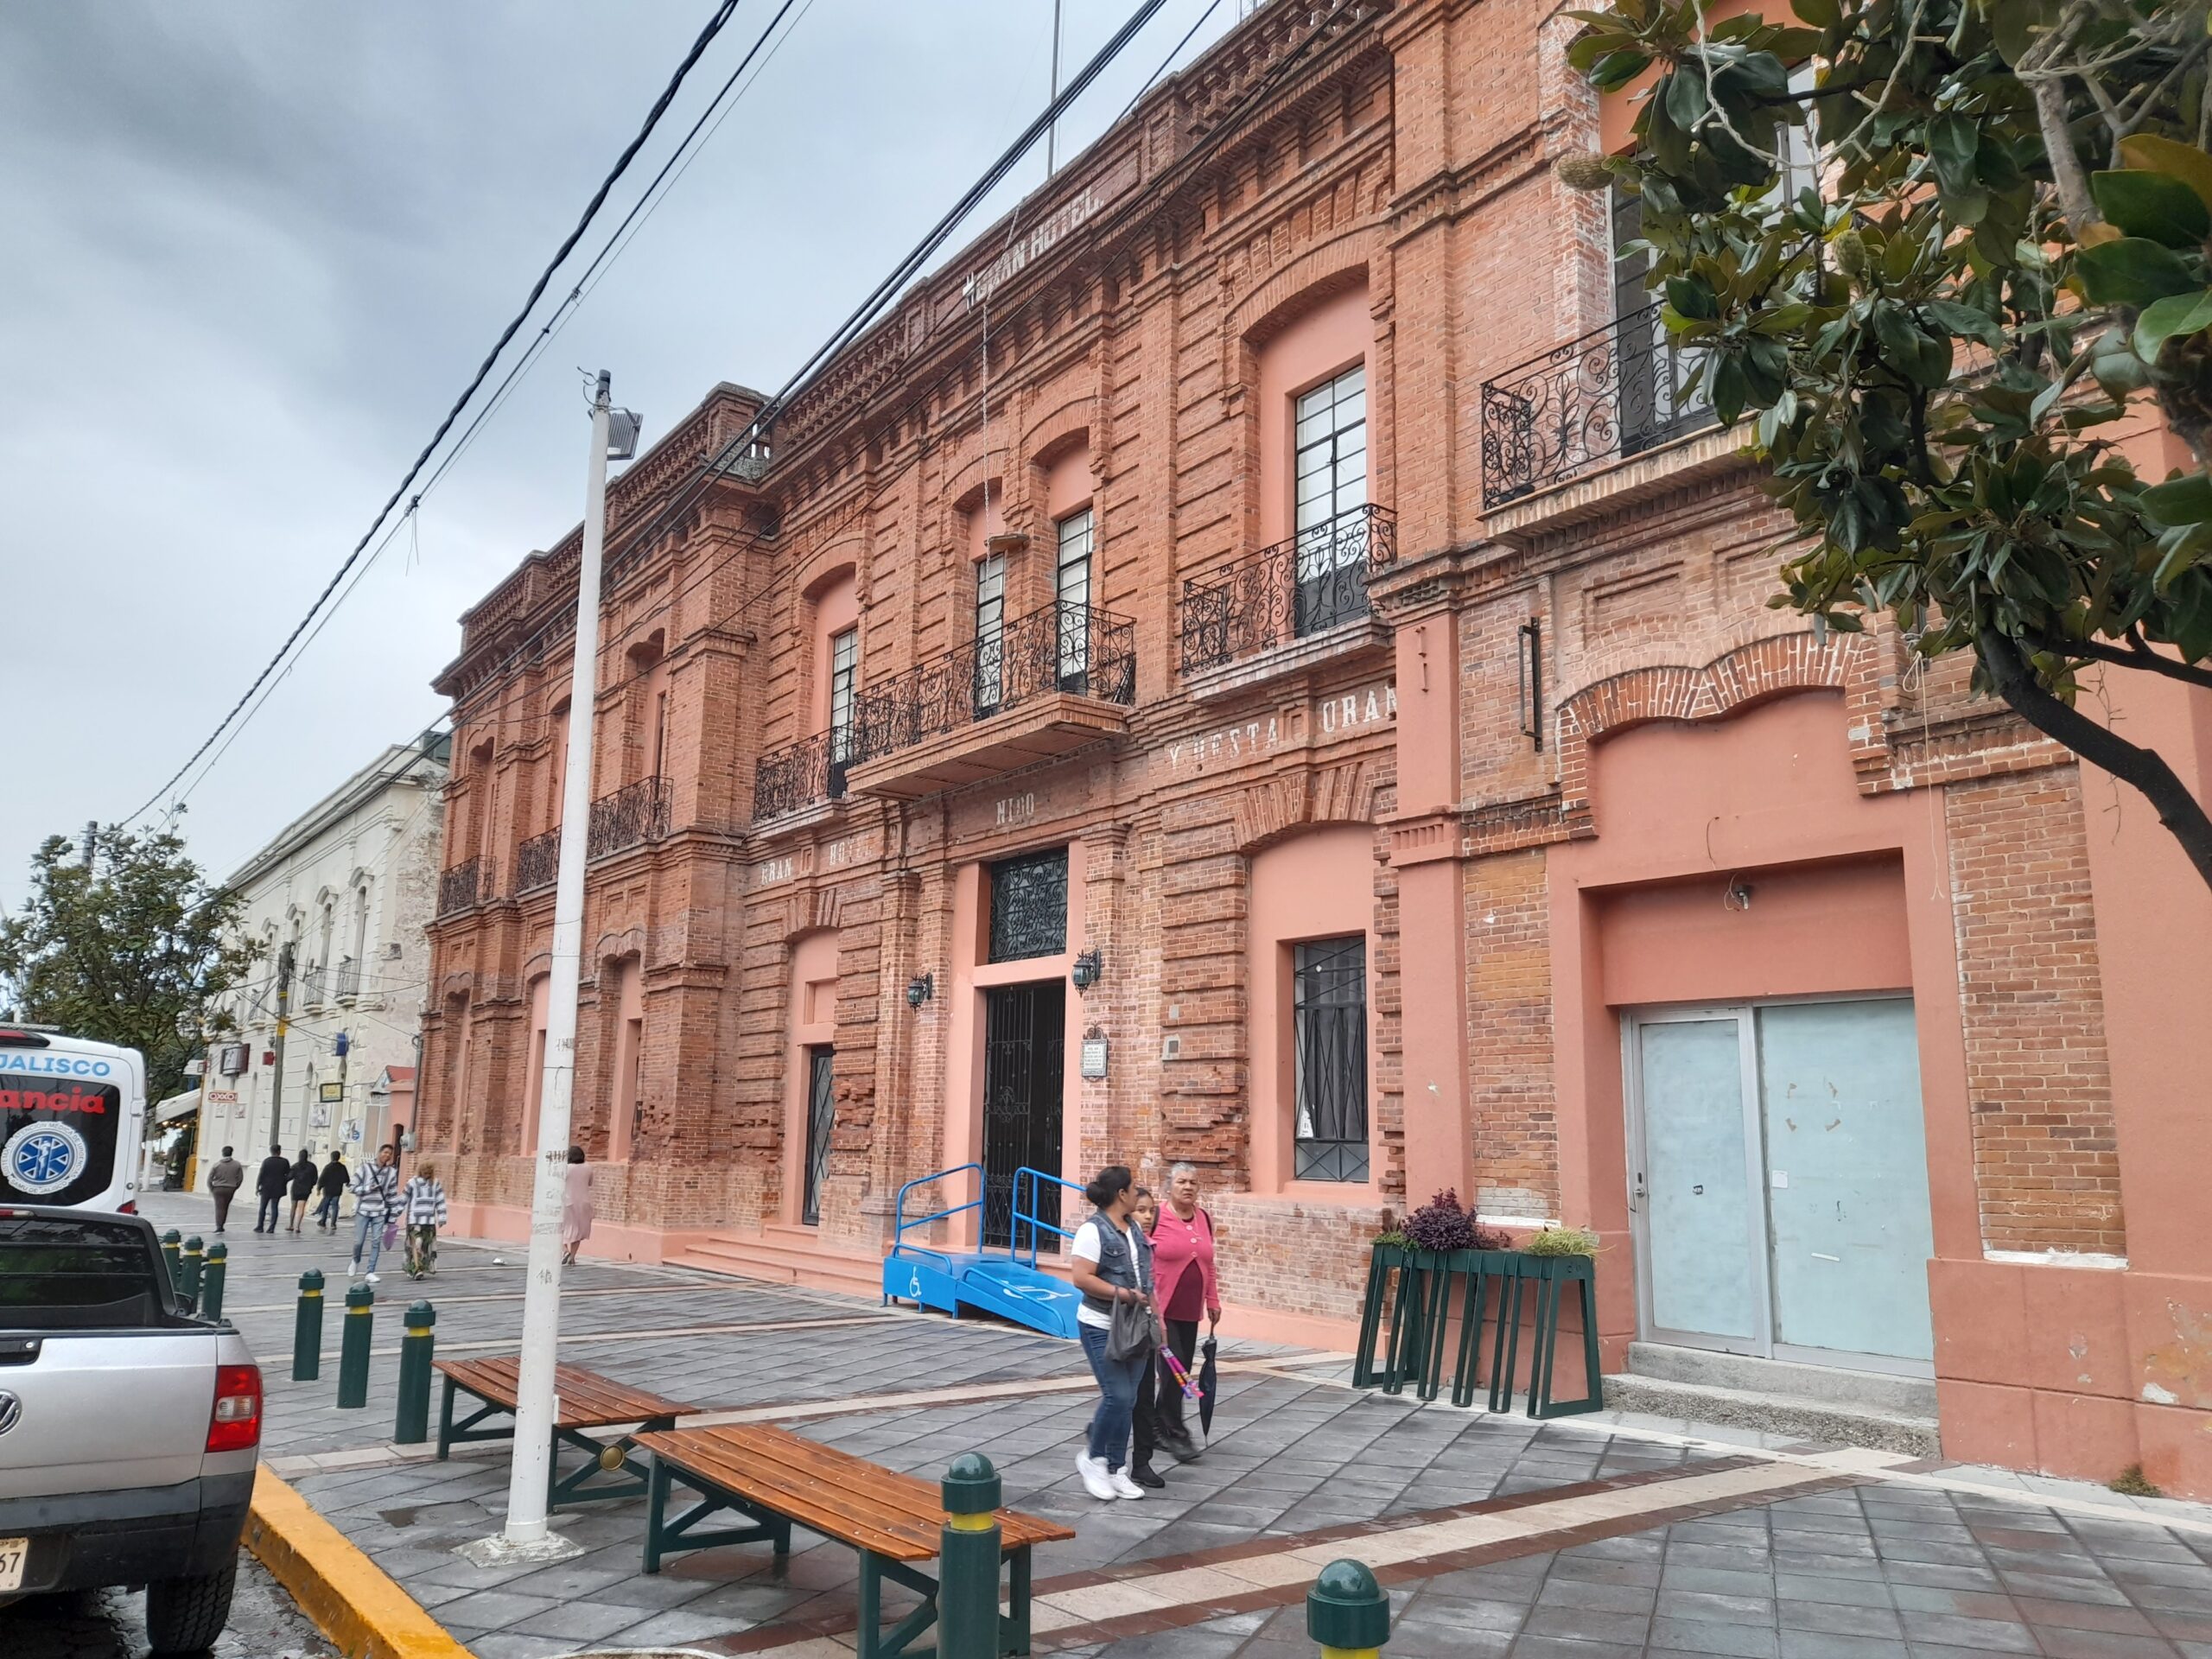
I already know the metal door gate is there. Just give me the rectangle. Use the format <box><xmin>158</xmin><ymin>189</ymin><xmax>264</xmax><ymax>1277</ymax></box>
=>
<box><xmin>981</xmin><ymin>982</ymin><xmax>1065</xmax><ymax>1248</ymax></box>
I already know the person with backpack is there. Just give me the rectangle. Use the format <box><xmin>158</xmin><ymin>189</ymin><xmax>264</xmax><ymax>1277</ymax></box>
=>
<box><xmin>285</xmin><ymin>1147</ymin><xmax>319</xmax><ymax>1233</ymax></box>
<box><xmin>253</xmin><ymin>1145</ymin><xmax>290</xmax><ymax>1234</ymax></box>
<box><xmin>347</xmin><ymin>1143</ymin><xmax>401</xmax><ymax>1283</ymax></box>
<box><xmin>314</xmin><ymin>1150</ymin><xmax>348</xmax><ymax>1231</ymax></box>
<box><xmin>400</xmin><ymin>1160</ymin><xmax>449</xmax><ymax>1279</ymax></box>
<box><xmin>1144</xmin><ymin>1163</ymin><xmax>1221</xmax><ymax>1464</ymax></box>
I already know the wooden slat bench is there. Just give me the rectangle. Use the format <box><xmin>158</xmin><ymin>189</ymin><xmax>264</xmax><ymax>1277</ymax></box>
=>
<box><xmin>636</xmin><ymin>1422</ymin><xmax>1075</xmax><ymax>1659</ymax></box>
<box><xmin>435</xmin><ymin>1356</ymin><xmax>690</xmax><ymax>1510</ymax></box>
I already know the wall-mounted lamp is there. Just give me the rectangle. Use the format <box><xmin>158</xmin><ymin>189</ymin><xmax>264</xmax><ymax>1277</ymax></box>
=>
<box><xmin>1071</xmin><ymin>948</ymin><xmax>1103</xmax><ymax>993</ymax></box>
<box><xmin>1723</xmin><ymin>877</ymin><xmax>1754</xmax><ymax>912</ymax></box>
<box><xmin>906</xmin><ymin>973</ymin><xmax>934</xmax><ymax>1008</ymax></box>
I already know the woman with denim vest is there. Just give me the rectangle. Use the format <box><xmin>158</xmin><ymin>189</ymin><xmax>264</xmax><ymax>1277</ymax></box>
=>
<box><xmin>1068</xmin><ymin>1165</ymin><xmax>1154</xmax><ymax>1503</ymax></box>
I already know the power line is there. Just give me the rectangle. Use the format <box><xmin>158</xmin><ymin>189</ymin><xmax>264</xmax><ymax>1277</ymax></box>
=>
<box><xmin>155</xmin><ymin>0</ymin><xmax>819</xmax><ymax>825</ymax></box>
<box><xmin>124</xmin><ymin>0</ymin><xmax>751</xmax><ymax>828</ymax></box>
<box><xmin>456</xmin><ymin>0</ymin><xmax>1364</xmax><ymax>749</ymax></box>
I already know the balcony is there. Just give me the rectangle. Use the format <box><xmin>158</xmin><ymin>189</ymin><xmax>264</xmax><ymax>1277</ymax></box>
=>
<box><xmin>1481</xmin><ymin>303</ymin><xmax>1717</xmax><ymax>511</ymax></box>
<box><xmin>844</xmin><ymin>601</ymin><xmax>1136</xmax><ymax>801</ymax></box>
<box><xmin>1179</xmin><ymin>505</ymin><xmax>1395</xmax><ymax>693</ymax></box>
<box><xmin>299</xmin><ymin>965</ymin><xmax>327</xmax><ymax>1008</ymax></box>
<box><xmin>585</xmin><ymin>776</ymin><xmax>671</xmax><ymax>861</ymax></box>
<box><xmin>752</xmin><ymin>728</ymin><xmax>851</xmax><ymax>823</ymax></box>
<box><xmin>514</xmin><ymin>827</ymin><xmax>561</xmax><ymax>894</ymax></box>
<box><xmin>335</xmin><ymin>958</ymin><xmax>359</xmax><ymax>1002</ymax></box>
<box><xmin>436</xmin><ymin>858</ymin><xmax>482</xmax><ymax>916</ymax></box>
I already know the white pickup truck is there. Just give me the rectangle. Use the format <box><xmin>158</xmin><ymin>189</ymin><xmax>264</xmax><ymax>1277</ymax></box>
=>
<box><xmin>0</xmin><ymin>1204</ymin><xmax>263</xmax><ymax>1653</ymax></box>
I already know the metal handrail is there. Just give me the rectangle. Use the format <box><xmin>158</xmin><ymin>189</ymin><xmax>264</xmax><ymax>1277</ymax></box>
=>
<box><xmin>1179</xmin><ymin>503</ymin><xmax>1397</xmax><ymax>674</ymax></box>
<box><xmin>890</xmin><ymin>1162</ymin><xmax>984</xmax><ymax>1269</ymax></box>
<box><xmin>1012</xmin><ymin>1166</ymin><xmax>1086</xmax><ymax>1268</ymax></box>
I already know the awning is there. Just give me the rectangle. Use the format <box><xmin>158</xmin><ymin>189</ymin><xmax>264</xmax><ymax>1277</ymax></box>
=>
<box><xmin>153</xmin><ymin>1090</ymin><xmax>201</xmax><ymax>1125</ymax></box>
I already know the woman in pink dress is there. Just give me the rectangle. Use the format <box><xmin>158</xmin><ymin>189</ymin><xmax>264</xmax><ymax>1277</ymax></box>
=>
<box><xmin>561</xmin><ymin>1145</ymin><xmax>594</xmax><ymax>1266</ymax></box>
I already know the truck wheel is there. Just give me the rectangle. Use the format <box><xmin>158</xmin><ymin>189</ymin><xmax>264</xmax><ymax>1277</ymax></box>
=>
<box><xmin>144</xmin><ymin>1556</ymin><xmax>238</xmax><ymax>1655</ymax></box>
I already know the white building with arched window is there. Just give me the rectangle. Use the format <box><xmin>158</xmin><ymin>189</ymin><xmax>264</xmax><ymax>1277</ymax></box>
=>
<box><xmin>197</xmin><ymin>734</ymin><xmax>448</xmax><ymax>1185</ymax></box>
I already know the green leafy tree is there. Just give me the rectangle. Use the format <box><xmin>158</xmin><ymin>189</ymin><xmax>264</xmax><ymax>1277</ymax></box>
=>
<box><xmin>0</xmin><ymin>824</ymin><xmax>258</xmax><ymax>1100</ymax></box>
<box><xmin>1565</xmin><ymin>0</ymin><xmax>2212</xmax><ymax>887</ymax></box>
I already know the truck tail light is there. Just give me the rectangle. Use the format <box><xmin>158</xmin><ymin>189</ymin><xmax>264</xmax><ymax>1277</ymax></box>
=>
<box><xmin>207</xmin><ymin>1363</ymin><xmax>263</xmax><ymax>1452</ymax></box>
<box><xmin>118</xmin><ymin>1199</ymin><xmax>137</xmax><ymax>1215</ymax></box>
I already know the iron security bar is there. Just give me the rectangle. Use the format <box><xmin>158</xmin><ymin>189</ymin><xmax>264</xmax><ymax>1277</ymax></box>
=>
<box><xmin>1179</xmin><ymin>504</ymin><xmax>1397</xmax><ymax>675</ymax></box>
<box><xmin>751</xmin><ymin>728</ymin><xmax>851</xmax><ymax>822</ymax></box>
<box><xmin>1481</xmin><ymin>303</ymin><xmax>1715</xmax><ymax>509</ymax></box>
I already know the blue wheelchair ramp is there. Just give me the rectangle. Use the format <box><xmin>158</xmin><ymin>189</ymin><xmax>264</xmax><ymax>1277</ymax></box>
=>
<box><xmin>882</xmin><ymin>1164</ymin><xmax>1087</xmax><ymax>1339</ymax></box>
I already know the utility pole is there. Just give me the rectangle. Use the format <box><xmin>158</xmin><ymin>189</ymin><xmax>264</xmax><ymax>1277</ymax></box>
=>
<box><xmin>81</xmin><ymin>821</ymin><xmax>97</xmax><ymax>870</ymax></box>
<box><xmin>478</xmin><ymin>370</ymin><xmax>638</xmax><ymax>1561</ymax></box>
<box><xmin>267</xmin><ymin>943</ymin><xmax>295</xmax><ymax>1149</ymax></box>
<box><xmin>1046</xmin><ymin>0</ymin><xmax>1065</xmax><ymax>177</ymax></box>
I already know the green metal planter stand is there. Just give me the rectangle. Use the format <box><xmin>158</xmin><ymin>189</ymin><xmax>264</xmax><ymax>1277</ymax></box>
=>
<box><xmin>1353</xmin><ymin>1243</ymin><xmax>1603</xmax><ymax>1417</ymax></box>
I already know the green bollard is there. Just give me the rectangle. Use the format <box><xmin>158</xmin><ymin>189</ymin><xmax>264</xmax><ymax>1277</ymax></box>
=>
<box><xmin>200</xmin><ymin>1243</ymin><xmax>227</xmax><ymax>1321</ymax></box>
<box><xmin>336</xmin><ymin>1282</ymin><xmax>374</xmax><ymax>1408</ymax></box>
<box><xmin>393</xmin><ymin>1301</ymin><xmax>436</xmax><ymax>1445</ymax></box>
<box><xmin>160</xmin><ymin>1230</ymin><xmax>181</xmax><ymax>1291</ymax></box>
<box><xmin>179</xmin><ymin>1236</ymin><xmax>204</xmax><ymax>1305</ymax></box>
<box><xmin>1308</xmin><ymin>1559</ymin><xmax>1390</xmax><ymax>1659</ymax></box>
<box><xmin>292</xmin><ymin>1269</ymin><xmax>326</xmax><ymax>1381</ymax></box>
<box><xmin>937</xmin><ymin>1452</ymin><xmax>1002</xmax><ymax>1659</ymax></box>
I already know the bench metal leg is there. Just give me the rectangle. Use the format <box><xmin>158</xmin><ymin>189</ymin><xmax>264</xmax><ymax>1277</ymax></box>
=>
<box><xmin>855</xmin><ymin>1550</ymin><xmax>940</xmax><ymax>1659</ymax></box>
<box><xmin>436</xmin><ymin>1376</ymin><xmax>457</xmax><ymax>1459</ymax></box>
<box><xmin>642</xmin><ymin>1461</ymin><xmax>792</xmax><ymax>1577</ymax></box>
<box><xmin>1002</xmin><ymin>1542</ymin><xmax>1033</xmax><ymax>1656</ymax></box>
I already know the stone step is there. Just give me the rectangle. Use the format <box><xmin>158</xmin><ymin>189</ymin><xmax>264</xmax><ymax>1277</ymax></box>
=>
<box><xmin>1627</xmin><ymin>1342</ymin><xmax>1938</xmax><ymax>1416</ymax></box>
<box><xmin>666</xmin><ymin>1231</ymin><xmax>883</xmax><ymax>1301</ymax></box>
<box><xmin>1604</xmin><ymin>1357</ymin><xmax>1941</xmax><ymax>1459</ymax></box>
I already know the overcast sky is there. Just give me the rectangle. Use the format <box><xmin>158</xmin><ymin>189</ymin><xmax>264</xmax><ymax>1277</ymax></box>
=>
<box><xmin>0</xmin><ymin>0</ymin><xmax>1235</xmax><ymax>905</ymax></box>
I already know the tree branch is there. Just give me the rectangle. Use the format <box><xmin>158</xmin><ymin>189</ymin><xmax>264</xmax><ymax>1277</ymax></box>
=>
<box><xmin>1980</xmin><ymin>626</ymin><xmax>2212</xmax><ymax>889</ymax></box>
<box><xmin>2033</xmin><ymin>75</ymin><xmax>2099</xmax><ymax>236</ymax></box>
<box><xmin>2039</xmin><ymin>628</ymin><xmax>2212</xmax><ymax>692</ymax></box>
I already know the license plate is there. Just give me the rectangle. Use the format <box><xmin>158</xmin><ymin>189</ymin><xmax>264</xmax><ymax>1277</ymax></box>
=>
<box><xmin>0</xmin><ymin>1535</ymin><xmax>25</xmax><ymax>1592</ymax></box>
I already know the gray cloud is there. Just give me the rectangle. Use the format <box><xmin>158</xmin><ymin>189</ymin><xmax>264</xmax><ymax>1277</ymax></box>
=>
<box><xmin>1</xmin><ymin>0</ymin><xmax>1230</xmax><ymax>901</ymax></box>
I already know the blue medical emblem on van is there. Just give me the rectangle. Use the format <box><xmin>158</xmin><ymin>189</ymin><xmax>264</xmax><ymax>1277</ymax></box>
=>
<box><xmin>4</xmin><ymin>1122</ymin><xmax>86</xmax><ymax>1195</ymax></box>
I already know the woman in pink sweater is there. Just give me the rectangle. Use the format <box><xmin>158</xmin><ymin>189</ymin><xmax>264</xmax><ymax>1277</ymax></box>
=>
<box><xmin>1145</xmin><ymin>1163</ymin><xmax>1221</xmax><ymax>1459</ymax></box>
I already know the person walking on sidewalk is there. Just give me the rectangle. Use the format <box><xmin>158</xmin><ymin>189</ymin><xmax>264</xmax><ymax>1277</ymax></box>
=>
<box><xmin>1068</xmin><ymin>1165</ymin><xmax>1156</xmax><ymax>1504</ymax></box>
<box><xmin>348</xmin><ymin>1142</ymin><xmax>401</xmax><ymax>1283</ymax></box>
<box><xmin>1126</xmin><ymin>1188</ymin><xmax>1167</xmax><ymax>1491</ymax></box>
<box><xmin>1145</xmin><ymin>1162</ymin><xmax>1221</xmax><ymax>1464</ymax></box>
<box><xmin>561</xmin><ymin>1146</ymin><xmax>594</xmax><ymax>1267</ymax></box>
<box><xmin>400</xmin><ymin>1160</ymin><xmax>448</xmax><ymax>1279</ymax></box>
<box><xmin>206</xmin><ymin>1147</ymin><xmax>245</xmax><ymax>1235</ymax></box>
<box><xmin>314</xmin><ymin>1150</ymin><xmax>348</xmax><ymax>1231</ymax></box>
<box><xmin>285</xmin><ymin>1147</ymin><xmax>318</xmax><ymax>1233</ymax></box>
<box><xmin>253</xmin><ymin>1145</ymin><xmax>290</xmax><ymax>1234</ymax></box>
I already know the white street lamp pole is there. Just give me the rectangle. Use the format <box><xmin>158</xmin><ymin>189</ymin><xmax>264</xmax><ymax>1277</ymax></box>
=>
<box><xmin>477</xmin><ymin>371</ymin><xmax>629</xmax><ymax>1558</ymax></box>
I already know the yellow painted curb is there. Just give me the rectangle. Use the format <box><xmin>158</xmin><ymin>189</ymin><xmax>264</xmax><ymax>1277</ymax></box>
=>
<box><xmin>244</xmin><ymin>1465</ymin><xmax>477</xmax><ymax>1659</ymax></box>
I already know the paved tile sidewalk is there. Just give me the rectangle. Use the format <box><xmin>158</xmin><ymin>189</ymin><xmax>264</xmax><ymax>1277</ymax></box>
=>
<box><xmin>140</xmin><ymin>1192</ymin><xmax>2212</xmax><ymax>1659</ymax></box>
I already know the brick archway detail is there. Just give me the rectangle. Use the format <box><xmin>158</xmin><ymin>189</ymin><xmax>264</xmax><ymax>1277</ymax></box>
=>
<box><xmin>1554</xmin><ymin>630</ymin><xmax>1867</xmax><ymax>826</ymax></box>
<box><xmin>1234</xmin><ymin>760</ymin><xmax>1378</xmax><ymax>855</ymax></box>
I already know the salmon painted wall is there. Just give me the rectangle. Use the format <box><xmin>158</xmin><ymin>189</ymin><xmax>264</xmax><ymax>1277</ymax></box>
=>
<box><xmin>1246</xmin><ymin>825</ymin><xmax>1381</xmax><ymax>1198</ymax></box>
<box><xmin>1548</xmin><ymin>690</ymin><xmax>1974</xmax><ymax>1374</ymax></box>
<box><xmin>1255</xmin><ymin>283</ymin><xmax>1371</xmax><ymax>550</ymax></box>
<box><xmin>808</xmin><ymin>570</ymin><xmax>858</xmax><ymax>736</ymax></box>
<box><xmin>782</xmin><ymin>929</ymin><xmax>839</xmax><ymax>1224</ymax></box>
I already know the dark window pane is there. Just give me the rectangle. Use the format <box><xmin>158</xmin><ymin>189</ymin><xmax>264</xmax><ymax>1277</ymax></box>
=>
<box><xmin>1293</xmin><ymin>935</ymin><xmax>1368</xmax><ymax>1183</ymax></box>
<box><xmin>989</xmin><ymin>848</ymin><xmax>1069</xmax><ymax>963</ymax></box>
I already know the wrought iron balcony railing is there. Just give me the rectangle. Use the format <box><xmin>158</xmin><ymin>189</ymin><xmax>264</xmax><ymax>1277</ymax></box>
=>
<box><xmin>1179</xmin><ymin>504</ymin><xmax>1396</xmax><ymax>676</ymax></box>
<box><xmin>335</xmin><ymin>958</ymin><xmax>359</xmax><ymax>1001</ymax></box>
<box><xmin>436</xmin><ymin>858</ymin><xmax>482</xmax><ymax>916</ymax></box>
<box><xmin>585</xmin><ymin>776</ymin><xmax>671</xmax><ymax>861</ymax></box>
<box><xmin>752</xmin><ymin>728</ymin><xmax>852</xmax><ymax>822</ymax></box>
<box><xmin>514</xmin><ymin>826</ymin><xmax>562</xmax><ymax>893</ymax></box>
<box><xmin>850</xmin><ymin>601</ymin><xmax>1136</xmax><ymax>769</ymax></box>
<box><xmin>299</xmin><ymin>965</ymin><xmax>327</xmax><ymax>1007</ymax></box>
<box><xmin>1480</xmin><ymin>303</ymin><xmax>1717</xmax><ymax>510</ymax></box>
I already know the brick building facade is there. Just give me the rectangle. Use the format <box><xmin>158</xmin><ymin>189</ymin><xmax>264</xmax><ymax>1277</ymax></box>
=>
<box><xmin>419</xmin><ymin>0</ymin><xmax>2212</xmax><ymax>1495</ymax></box>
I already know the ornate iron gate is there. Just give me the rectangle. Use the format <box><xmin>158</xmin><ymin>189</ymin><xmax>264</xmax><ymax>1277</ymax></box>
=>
<box><xmin>802</xmin><ymin>1046</ymin><xmax>835</xmax><ymax>1227</ymax></box>
<box><xmin>981</xmin><ymin>982</ymin><xmax>1065</xmax><ymax>1248</ymax></box>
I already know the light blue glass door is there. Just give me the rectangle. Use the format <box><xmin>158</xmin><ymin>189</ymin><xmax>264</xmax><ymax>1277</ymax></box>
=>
<box><xmin>1758</xmin><ymin>1000</ymin><xmax>1934</xmax><ymax>1363</ymax></box>
<box><xmin>1637</xmin><ymin>1017</ymin><xmax>1758</xmax><ymax>1347</ymax></box>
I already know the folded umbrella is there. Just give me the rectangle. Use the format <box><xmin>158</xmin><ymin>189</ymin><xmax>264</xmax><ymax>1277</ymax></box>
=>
<box><xmin>1198</xmin><ymin>1336</ymin><xmax>1219</xmax><ymax>1438</ymax></box>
